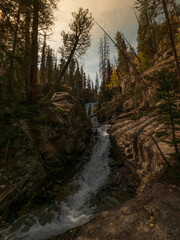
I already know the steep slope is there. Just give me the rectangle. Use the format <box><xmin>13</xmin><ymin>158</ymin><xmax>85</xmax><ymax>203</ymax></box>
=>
<box><xmin>0</xmin><ymin>92</ymin><xmax>91</xmax><ymax>221</ymax></box>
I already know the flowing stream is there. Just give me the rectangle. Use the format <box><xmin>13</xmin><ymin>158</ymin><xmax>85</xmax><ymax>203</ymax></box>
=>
<box><xmin>2</xmin><ymin>103</ymin><xmax>111</xmax><ymax>240</ymax></box>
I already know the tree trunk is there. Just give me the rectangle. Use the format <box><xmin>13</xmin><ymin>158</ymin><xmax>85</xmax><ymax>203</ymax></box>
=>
<box><xmin>8</xmin><ymin>4</ymin><xmax>20</xmax><ymax>93</ymax></box>
<box><xmin>25</xmin><ymin>8</ymin><xmax>31</xmax><ymax>104</ymax></box>
<box><xmin>161</xmin><ymin>0</ymin><xmax>180</xmax><ymax>85</ymax></box>
<box><xmin>40</xmin><ymin>33</ymin><xmax>47</xmax><ymax>85</ymax></box>
<box><xmin>29</xmin><ymin>0</ymin><xmax>39</xmax><ymax>105</ymax></box>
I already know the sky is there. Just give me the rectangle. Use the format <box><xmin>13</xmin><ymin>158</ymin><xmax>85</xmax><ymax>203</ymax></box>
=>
<box><xmin>47</xmin><ymin>0</ymin><xmax>138</xmax><ymax>82</ymax></box>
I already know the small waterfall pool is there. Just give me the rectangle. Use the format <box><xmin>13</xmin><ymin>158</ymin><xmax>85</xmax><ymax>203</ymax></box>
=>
<box><xmin>1</xmin><ymin>103</ymin><xmax>112</xmax><ymax>240</ymax></box>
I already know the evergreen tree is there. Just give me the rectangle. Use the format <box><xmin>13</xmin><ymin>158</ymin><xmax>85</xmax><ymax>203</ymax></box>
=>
<box><xmin>40</xmin><ymin>33</ymin><xmax>47</xmax><ymax>85</ymax></box>
<box><xmin>161</xmin><ymin>0</ymin><xmax>180</xmax><ymax>84</ymax></box>
<box><xmin>42</xmin><ymin>8</ymin><xmax>94</xmax><ymax>102</ymax></box>
<box><xmin>156</xmin><ymin>70</ymin><xmax>180</xmax><ymax>162</ymax></box>
<box><xmin>46</xmin><ymin>46</ymin><xmax>54</xmax><ymax>84</ymax></box>
<box><xmin>95</xmin><ymin>72</ymin><xmax>99</xmax><ymax>95</ymax></box>
<box><xmin>68</xmin><ymin>59</ymin><xmax>76</xmax><ymax>89</ymax></box>
<box><xmin>135</xmin><ymin>0</ymin><xmax>159</xmax><ymax>69</ymax></box>
<box><xmin>87</xmin><ymin>75</ymin><xmax>91</xmax><ymax>90</ymax></box>
<box><xmin>74</xmin><ymin>63</ymin><xmax>83</xmax><ymax>93</ymax></box>
<box><xmin>99</xmin><ymin>34</ymin><xmax>110</xmax><ymax>102</ymax></box>
<box><xmin>115</xmin><ymin>31</ymin><xmax>129</xmax><ymax>76</ymax></box>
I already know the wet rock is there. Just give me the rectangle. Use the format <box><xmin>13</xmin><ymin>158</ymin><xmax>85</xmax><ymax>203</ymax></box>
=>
<box><xmin>108</xmin><ymin>159</ymin><xmax>124</xmax><ymax>168</ymax></box>
<box><xmin>0</xmin><ymin>92</ymin><xmax>91</xmax><ymax>221</ymax></box>
<box><xmin>49</xmin><ymin>182</ymin><xmax>180</xmax><ymax>240</ymax></box>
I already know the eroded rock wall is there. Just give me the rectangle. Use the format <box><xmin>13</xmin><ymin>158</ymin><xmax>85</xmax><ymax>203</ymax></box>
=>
<box><xmin>110</xmin><ymin>113</ymin><xmax>175</xmax><ymax>194</ymax></box>
<box><xmin>0</xmin><ymin>92</ymin><xmax>91</xmax><ymax>220</ymax></box>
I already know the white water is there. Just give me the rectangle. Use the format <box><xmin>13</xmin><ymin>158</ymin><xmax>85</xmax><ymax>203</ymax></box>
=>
<box><xmin>2</xmin><ymin>103</ymin><xmax>110</xmax><ymax>240</ymax></box>
<box><xmin>85</xmin><ymin>102</ymin><xmax>98</xmax><ymax>126</ymax></box>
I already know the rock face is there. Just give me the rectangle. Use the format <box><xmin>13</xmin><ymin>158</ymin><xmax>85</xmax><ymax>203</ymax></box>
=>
<box><xmin>49</xmin><ymin>112</ymin><xmax>180</xmax><ymax>240</ymax></box>
<box><xmin>109</xmin><ymin>113</ymin><xmax>175</xmax><ymax>194</ymax></box>
<box><xmin>50</xmin><ymin>183</ymin><xmax>180</xmax><ymax>240</ymax></box>
<box><xmin>0</xmin><ymin>92</ymin><xmax>91</xmax><ymax>220</ymax></box>
<box><xmin>48</xmin><ymin>45</ymin><xmax>180</xmax><ymax>240</ymax></box>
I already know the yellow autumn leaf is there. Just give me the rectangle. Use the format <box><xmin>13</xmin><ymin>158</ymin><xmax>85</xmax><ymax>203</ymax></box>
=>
<box><xmin>150</xmin><ymin>223</ymin><xmax>154</xmax><ymax>227</ymax></box>
<box><xmin>109</xmin><ymin>222</ymin><xmax>113</xmax><ymax>226</ymax></box>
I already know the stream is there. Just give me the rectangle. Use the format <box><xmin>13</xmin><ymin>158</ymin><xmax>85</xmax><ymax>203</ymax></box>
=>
<box><xmin>1</xmin><ymin>103</ymin><xmax>113</xmax><ymax>240</ymax></box>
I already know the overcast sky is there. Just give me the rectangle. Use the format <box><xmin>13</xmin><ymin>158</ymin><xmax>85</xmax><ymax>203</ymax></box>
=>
<box><xmin>47</xmin><ymin>0</ymin><xmax>138</xmax><ymax>82</ymax></box>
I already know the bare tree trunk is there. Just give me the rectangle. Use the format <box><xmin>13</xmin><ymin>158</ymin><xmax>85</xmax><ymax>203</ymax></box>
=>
<box><xmin>161</xmin><ymin>0</ymin><xmax>180</xmax><ymax>85</ymax></box>
<box><xmin>29</xmin><ymin>0</ymin><xmax>39</xmax><ymax>105</ymax></box>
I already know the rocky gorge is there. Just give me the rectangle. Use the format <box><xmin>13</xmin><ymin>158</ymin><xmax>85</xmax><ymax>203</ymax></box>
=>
<box><xmin>0</xmin><ymin>47</ymin><xmax>180</xmax><ymax>240</ymax></box>
<box><xmin>0</xmin><ymin>92</ymin><xmax>91</xmax><ymax>223</ymax></box>
<box><xmin>46</xmin><ymin>47</ymin><xmax>180</xmax><ymax>240</ymax></box>
<box><xmin>49</xmin><ymin>111</ymin><xmax>180</xmax><ymax>240</ymax></box>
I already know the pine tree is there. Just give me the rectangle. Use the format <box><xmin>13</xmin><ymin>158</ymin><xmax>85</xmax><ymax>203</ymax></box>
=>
<box><xmin>115</xmin><ymin>31</ymin><xmax>129</xmax><ymax>76</ymax></box>
<box><xmin>95</xmin><ymin>72</ymin><xmax>99</xmax><ymax>95</ymax></box>
<box><xmin>68</xmin><ymin>59</ymin><xmax>76</xmax><ymax>89</ymax></box>
<box><xmin>99</xmin><ymin>34</ymin><xmax>110</xmax><ymax>102</ymax></box>
<box><xmin>135</xmin><ymin>0</ymin><xmax>159</xmax><ymax>69</ymax></box>
<box><xmin>161</xmin><ymin>0</ymin><xmax>180</xmax><ymax>85</ymax></box>
<box><xmin>87</xmin><ymin>75</ymin><xmax>91</xmax><ymax>90</ymax></box>
<box><xmin>46</xmin><ymin>46</ymin><xmax>54</xmax><ymax>84</ymax></box>
<box><xmin>41</xmin><ymin>8</ymin><xmax>94</xmax><ymax>102</ymax></box>
<box><xmin>74</xmin><ymin>63</ymin><xmax>83</xmax><ymax>94</ymax></box>
<box><xmin>40</xmin><ymin>33</ymin><xmax>47</xmax><ymax>85</ymax></box>
<box><xmin>156</xmin><ymin>70</ymin><xmax>180</xmax><ymax>162</ymax></box>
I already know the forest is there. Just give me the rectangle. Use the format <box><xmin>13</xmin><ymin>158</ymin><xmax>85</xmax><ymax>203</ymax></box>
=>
<box><xmin>0</xmin><ymin>0</ymin><xmax>179</xmax><ymax>106</ymax></box>
<box><xmin>0</xmin><ymin>0</ymin><xmax>180</xmax><ymax>239</ymax></box>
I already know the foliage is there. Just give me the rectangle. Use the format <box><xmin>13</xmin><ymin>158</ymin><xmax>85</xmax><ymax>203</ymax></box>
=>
<box><xmin>107</xmin><ymin>67</ymin><xmax>119</xmax><ymax>89</ymax></box>
<box><xmin>59</xmin><ymin>8</ymin><xmax>94</xmax><ymax>59</ymax></box>
<box><xmin>135</xmin><ymin>0</ymin><xmax>180</xmax><ymax>70</ymax></box>
<box><xmin>0</xmin><ymin>0</ymin><xmax>58</xmax><ymax>104</ymax></box>
<box><xmin>156</xmin><ymin>70</ymin><xmax>180</xmax><ymax>161</ymax></box>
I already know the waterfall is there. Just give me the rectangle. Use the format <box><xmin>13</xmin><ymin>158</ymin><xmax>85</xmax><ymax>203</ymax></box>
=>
<box><xmin>2</xmin><ymin>103</ymin><xmax>110</xmax><ymax>240</ymax></box>
<box><xmin>85</xmin><ymin>102</ymin><xmax>98</xmax><ymax>127</ymax></box>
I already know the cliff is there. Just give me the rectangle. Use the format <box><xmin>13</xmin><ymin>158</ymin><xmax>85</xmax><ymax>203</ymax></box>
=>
<box><xmin>0</xmin><ymin>92</ymin><xmax>91</xmax><ymax>221</ymax></box>
<box><xmin>50</xmin><ymin>112</ymin><xmax>180</xmax><ymax>240</ymax></box>
<box><xmin>48</xmin><ymin>46</ymin><xmax>180</xmax><ymax>240</ymax></box>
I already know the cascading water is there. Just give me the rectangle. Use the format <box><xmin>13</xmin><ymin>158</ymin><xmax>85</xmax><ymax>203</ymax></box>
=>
<box><xmin>85</xmin><ymin>102</ymin><xmax>98</xmax><ymax>126</ymax></box>
<box><xmin>1</xmin><ymin>103</ymin><xmax>111</xmax><ymax>240</ymax></box>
